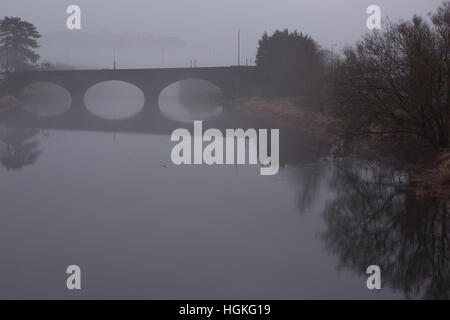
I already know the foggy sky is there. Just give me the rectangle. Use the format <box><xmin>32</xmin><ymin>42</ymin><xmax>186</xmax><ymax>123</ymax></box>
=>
<box><xmin>0</xmin><ymin>0</ymin><xmax>445</xmax><ymax>68</ymax></box>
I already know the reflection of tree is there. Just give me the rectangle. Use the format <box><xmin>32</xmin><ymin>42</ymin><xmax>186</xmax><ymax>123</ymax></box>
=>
<box><xmin>287</xmin><ymin>161</ymin><xmax>331</xmax><ymax>214</ymax></box>
<box><xmin>283</xmin><ymin>132</ymin><xmax>333</xmax><ymax>213</ymax></box>
<box><xmin>322</xmin><ymin>160</ymin><xmax>449</xmax><ymax>299</ymax></box>
<box><xmin>0</xmin><ymin>126</ymin><xmax>41</xmax><ymax>170</ymax></box>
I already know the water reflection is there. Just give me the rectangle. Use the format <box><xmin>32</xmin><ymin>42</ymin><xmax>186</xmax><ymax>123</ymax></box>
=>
<box><xmin>159</xmin><ymin>96</ymin><xmax>223</xmax><ymax>123</ymax></box>
<box><xmin>0</xmin><ymin>87</ymin><xmax>448</xmax><ymax>299</ymax></box>
<box><xmin>321</xmin><ymin>160</ymin><xmax>450</xmax><ymax>299</ymax></box>
<box><xmin>0</xmin><ymin>126</ymin><xmax>42</xmax><ymax>170</ymax></box>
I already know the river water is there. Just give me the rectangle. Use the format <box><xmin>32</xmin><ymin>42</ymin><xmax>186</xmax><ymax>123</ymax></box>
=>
<box><xmin>0</xmin><ymin>81</ymin><xmax>448</xmax><ymax>299</ymax></box>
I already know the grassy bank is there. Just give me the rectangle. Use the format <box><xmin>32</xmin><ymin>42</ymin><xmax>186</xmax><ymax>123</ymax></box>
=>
<box><xmin>228</xmin><ymin>96</ymin><xmax>450</xmax><ymax>201</ymax></box>
<box><xmin>227</xmin><ymin>96</ymin><xmax>337</xmax><ymax>140</ymax></box>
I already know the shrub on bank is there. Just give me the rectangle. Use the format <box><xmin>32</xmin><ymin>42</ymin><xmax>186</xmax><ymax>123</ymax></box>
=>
<box><xmin>439</xmin><ymin>158</ymin><xmax>450</xmax><ymax>185</ymax></box>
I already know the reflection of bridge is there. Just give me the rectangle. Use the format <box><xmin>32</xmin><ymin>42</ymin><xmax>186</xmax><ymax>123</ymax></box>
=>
<box><xmin>1</xmin><ymin>66</ymin><xmax>322</xmax><ymax>167</ymax></box>
<box><xmin>0</xmin><ymin>106</ymin><xmax>324</xmax><ymax>168</ymax></box>
<box><xmin>8</xmin><ymin>66</ymin><xmax>263</xmax><ymax>108</ymax></box>
<box><xmin>0</xmin><ymin>103</ymin><xmax>242</xmax><ymax>136</ymax></box>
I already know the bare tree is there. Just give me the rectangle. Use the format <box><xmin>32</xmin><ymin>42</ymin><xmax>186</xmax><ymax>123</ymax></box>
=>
<box><xmin>331</xmin><ymin>2</ymin><xmax>449</xmax><ymax>150</ymax></box>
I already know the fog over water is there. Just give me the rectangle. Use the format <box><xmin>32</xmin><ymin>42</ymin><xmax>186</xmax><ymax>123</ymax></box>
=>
<box><xmin>0</xmin><ymin>83</ymin><xmax>448</xmax><ymax>299</ymax></box>
<box><xmin>0</xmin><ymin>0</ymin><xmax>444</xmax><ymax>68</ymax></box>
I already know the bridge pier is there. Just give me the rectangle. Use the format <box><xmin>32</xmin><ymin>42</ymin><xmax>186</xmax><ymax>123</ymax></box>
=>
<box><xmin>70</xmin><ymin>91</ymin><xmax>85</xmax><ymax>107</ymax></box>
<box><xmin>144</xmin><ymin>91</ymin><xmax>160</xmax><ymax>107</ymax></box>
<box><xmin>139</xmin><ymin>91</ymin><xmax>161</xmax><ymax>121</ymax></box>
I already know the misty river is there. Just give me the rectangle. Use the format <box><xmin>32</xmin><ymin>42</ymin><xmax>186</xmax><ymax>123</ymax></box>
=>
<box><xmin>0</xmin><ymin>81</ymin><xmax>448</xmax><ymax>299</ymax></box>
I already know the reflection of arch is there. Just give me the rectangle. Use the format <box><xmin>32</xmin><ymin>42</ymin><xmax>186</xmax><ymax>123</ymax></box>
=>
<box><xmin>84</xmin><ymin>80</ymin><xmax>146</xmax><ymax>121</ymax></box>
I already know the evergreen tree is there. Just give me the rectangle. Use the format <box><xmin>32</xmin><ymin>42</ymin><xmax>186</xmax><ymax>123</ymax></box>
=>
<box><xmin>0</xmin><ymin>16</ymin><xmax>41</xmax><ymax>72</ymax></box>
<box><xmin>256</xmin><ymin>29</ymin><xmax>324</xmax><ymax>98</ymax></box>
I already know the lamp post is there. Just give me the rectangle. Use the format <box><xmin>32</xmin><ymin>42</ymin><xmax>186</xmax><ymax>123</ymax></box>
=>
<box><xmin>237</xmin><ymin>28</ymin><xmax>240</xmax><ymax>66</ymax></box>
<box><xmin>113</xmin><ymin>48</ymin><xmax>117</xmax><ymax>70</ymax></box>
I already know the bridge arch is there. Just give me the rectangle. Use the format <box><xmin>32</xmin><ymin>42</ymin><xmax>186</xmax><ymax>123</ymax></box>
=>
<box><xmin>8</xmin><ymin>67</ymin><xmax>260</xmax><ymax>120</ymax></box>
<box><xmin>158</xmin><ymin>78</ymin><xmax>224</xmax><ymax>123</ymax></box>
<box><xmin>156</xmin><ymin>74</ymin><xmax>230</xmax><ymax>99</ymax></box>
<box><xmin>84</xmin><ymin>80</ymin><xmax>146</xmax><ymax>120</ymax></box>
<box><xmin>17</xmin><ymin>81</ymin><xmax>72</xmax><ymax>117</ymax></box>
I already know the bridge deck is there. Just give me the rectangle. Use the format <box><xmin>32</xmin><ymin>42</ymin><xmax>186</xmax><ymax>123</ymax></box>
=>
<box><xmin>13</xmin><ymin>66</ymin><xmax>257</xmax><ymax>75</ymax></box>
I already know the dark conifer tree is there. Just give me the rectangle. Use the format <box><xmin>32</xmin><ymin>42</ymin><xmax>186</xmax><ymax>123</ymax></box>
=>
<box><xmin>0</xmin><ymin>16</ymin><xmax>41</xmax><ymax>72</ymax></box>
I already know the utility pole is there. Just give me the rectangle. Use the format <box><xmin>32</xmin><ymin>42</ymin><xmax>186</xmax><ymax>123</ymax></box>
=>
<box><xmin>5</xmin><ymin>46</ymin><xmax>9</xmax><ymax>73</ymax></box>
<box><xmin>331</xmin><ymin>43</ymin><xmax>338</xmax><ymax>55</ymax></box>
<box><xmin>238</xmin><ymin>28</ymin><xmax>241</xmax><ymax>66</ymax></box>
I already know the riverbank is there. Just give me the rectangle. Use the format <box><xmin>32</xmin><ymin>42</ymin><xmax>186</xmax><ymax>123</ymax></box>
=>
<box><xmin>226</xmin><ymin>96</ymin><xmax>338</xmax><ymax>140</ymax></box>
<box><xmin>228</xmin><ymin>96</ymin><xmax>450</xmax><ymax>201</ymax></box>
<box><xmin>0</xmin><ymin>94</ymin><xmax>20</xmax><ymax>112</ymax></box>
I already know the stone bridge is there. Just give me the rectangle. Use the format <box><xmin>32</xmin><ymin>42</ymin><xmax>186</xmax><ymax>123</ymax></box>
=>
<box><xmin>7</xmin><ymin>66</ymin><xmax>264</xmax><ymax>108</ymax></box>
